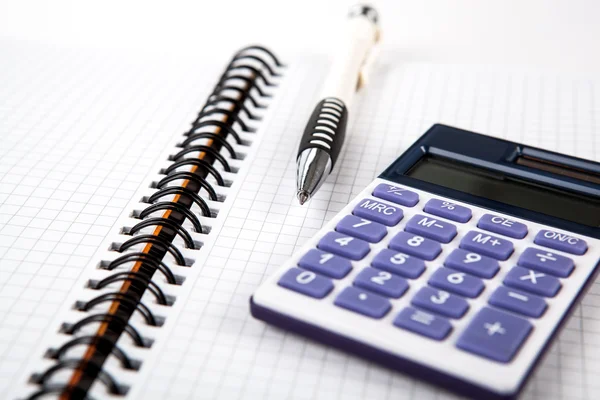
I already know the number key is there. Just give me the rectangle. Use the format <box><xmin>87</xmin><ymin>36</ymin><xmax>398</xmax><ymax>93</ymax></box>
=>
<box><xmin>371</xmin><ymin>249</ymin><xmax>426</xmax><ymax>279</ymax></box>
<box><xmin>318</xmin><ymin>231</ymin><xmax>370</xmax><ymax>260</ymax></box>
<box><xmin>444</xmin><ymin>249</ymin><xmax>499</xmax><ymax>278</ymax></box>
<box><xmin>298</xmin><ymin>249</ymin><xmax>352</xmax><ymax>279</ymax></box>
<box><xmin>278</xmin><ymin>268</ymin><xmax>333</xmax><ymax>298</ymax></box>
<box><xmin>411</xmin><ymin>286</ymin><xmax>469</xmax><ymax>318</ymax></box>
<box><xmin>428</xmin><ymin>268</ymin><xmax>484</xmax><ymax>298</ymax></box>
<box><xmin>389</xmin><ymin>231</ymin><xmax>442</xmax><ymax>261</ymax></box>
<box><xmin>354</xmin><ymin>267</ymin><xmax>409</xmax><ymax>298</ymax></box>
<box><xmin>336</xmin><ymin>215</ymin><xmax>387</xmax><ymax>243</ymax></box>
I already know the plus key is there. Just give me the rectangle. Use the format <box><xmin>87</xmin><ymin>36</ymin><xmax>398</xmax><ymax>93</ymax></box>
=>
<box><xmin>457</xmin><ymin>307</ymin><xmax>532</xmax><ymax>362</ymax></box>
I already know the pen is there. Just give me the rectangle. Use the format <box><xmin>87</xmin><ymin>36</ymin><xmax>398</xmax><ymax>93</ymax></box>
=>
<box><xmin>296</xmin><ymin>4</ymin><xmax>380</xmax><ymax>205</ymax></box>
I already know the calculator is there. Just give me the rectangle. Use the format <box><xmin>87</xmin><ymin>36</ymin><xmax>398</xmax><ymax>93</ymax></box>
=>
<box><xmin>250</xmin><ymin>124</ymin><xmax>600</xmax><ymax>399</ymax></box>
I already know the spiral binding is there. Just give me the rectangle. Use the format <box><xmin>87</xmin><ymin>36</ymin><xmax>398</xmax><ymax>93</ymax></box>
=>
<box><xmin>27</xmin><ymin>45</ymin><xmax>284</xmax><ymax>399</ymax></box>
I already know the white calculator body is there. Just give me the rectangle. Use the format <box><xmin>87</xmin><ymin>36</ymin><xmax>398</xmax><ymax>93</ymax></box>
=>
<box><xmin>251</xmin><ymin>124</ymin><xmax>600</xmax><ymax>399</ymax></box>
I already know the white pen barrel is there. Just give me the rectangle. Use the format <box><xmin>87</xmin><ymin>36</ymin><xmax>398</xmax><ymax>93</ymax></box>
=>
<box><xmin>318</xmin><ymin>16</ymin><xmax>378</xmax><ymax>109</ymax></box>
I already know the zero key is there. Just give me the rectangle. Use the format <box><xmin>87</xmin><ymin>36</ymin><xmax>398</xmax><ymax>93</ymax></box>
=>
<box><xmin>278</xmin><ymin>268</ymin><xmax>334</xmax><ymax>299</ymax></box>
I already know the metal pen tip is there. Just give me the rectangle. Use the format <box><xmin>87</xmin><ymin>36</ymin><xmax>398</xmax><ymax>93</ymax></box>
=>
<box><xmin>297</xmin><ymin>191</ymin><xmax>310</xmax><ymax>205</ymax></box>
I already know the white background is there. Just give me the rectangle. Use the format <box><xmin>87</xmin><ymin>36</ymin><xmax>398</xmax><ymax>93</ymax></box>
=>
<box><xmin>0</xmin><ymin>0</ymin><xmax>599</xmax><ymax>73</ymax></box>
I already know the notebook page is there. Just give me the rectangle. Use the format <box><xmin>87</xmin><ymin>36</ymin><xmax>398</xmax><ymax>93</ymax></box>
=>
<box><xmin>129</xmin><ymin>55</ymin><xmax>600</xmax><ymax>400</ymax></box>
<box><xmin>0</xmin><ymin>40</ymin><xmax>225</xmax><ymax>396</ymax></box>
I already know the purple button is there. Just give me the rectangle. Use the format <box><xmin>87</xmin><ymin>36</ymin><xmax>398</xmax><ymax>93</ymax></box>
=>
<box><xmin>372</xmin><ymin>183</ymin><xmax>419</xmax><ymax>207</ymax></box>
<box><xmin>503</xmin><ymin>266</ymin><xmax>561</xmax><ymax>297</ymax></box>
<box><xmin>298</xmin><ymin>249</ymin><xmax>352</xmax><ymax>279</ymax></box>
<box><xmin>456</xmin><ymin>307</ymin><xmax>532</xmax><ymax>363</ymax></box>
<box><xmin>444</xmin><ymin>249</ymin><xmax>499</xmax><ymax>279</ymax></box>
<box><xmin>518</xmin><ymin>247</ymin><xmax>574</xmax><ymax>278</ymax></box>
<box><xmin>404</xmin><ymin>214</ymin><xmax>457</xmax><ymax>243</ymax></box>
<box><xmin>389</xmin><ymin>232</ymin><xmax>442</xmax><ymax>261</ymax></box>
<box><xmin>393</xmin><ymin>307</ymin><xmax>452</xmax><ymax>340</ymax></box>
<box><xmin>477</xmin><ymin>214</ymin><xmax>528</xmax><ymax>239</ymax></box>
<box><xmin>278</xmin><ymin>268</ymin><xmax>333</xmax><ymax>298</ymax></box>
<box><xmin>534</xmin><ymin>229</ymin><xmax>588</xmax><ymax>255</ymax></box>
<box><xmin>411</xmin><ymin>286</ymin><xmax>469</xmax><ymax>319</ymax></box>
<box><xmin>460</xmin><ymin>231</ymin><xmax>514</xmax><ymax>261</ymax></box>
<box><xmin>423</xmin><ymin>199</ymin><xmax>472</xmax><ymax>223</ymax></box>
<box><xmin>428</xmin><ymin>268</ymin><xmax>485</xmax><ymax>298</ymax></box>
<box><xmin>489</xmin><ymin>286</ymin><xmax>547</xmax><ymax>318</ymax></box>
<box><xmin>336</xmin><ymin>215</ymin><xmax>387</xmax><ymax>243</ymax></box>
<box><xmin>334</xmin><ymin>286</ymin><xmax>391</xmax><ymax>318</ymax></box>
<box><xmin>318</xmin><ymin>232</ymin><xmax>370</xmax><ymax>260</ymax></box>
<box><xmin>353</xmin><ymin>198</ymin><xmax>403</xmax><ymax>226</ymax></box>
<box><xmin>371</xmin><ymin>249</ymin><xmax>426</xmax><ymax>279</ymax></box>
<box><xmin>354</xmin><ymin>267</ymin><xmax>409</xmax><ymax>298</ymax></box>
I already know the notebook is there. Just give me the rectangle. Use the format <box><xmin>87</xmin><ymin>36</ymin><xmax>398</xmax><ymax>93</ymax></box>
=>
<box><xmin>2</xmin><ymin>39</ymin><xmax>600</xmax><ymax>399</ymax></box>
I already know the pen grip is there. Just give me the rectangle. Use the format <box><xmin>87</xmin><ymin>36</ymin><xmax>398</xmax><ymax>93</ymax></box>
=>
<box><xmin>297</xmin><ymin>98</ymin><xmax>348</xmax><ymax>168</ymax></box>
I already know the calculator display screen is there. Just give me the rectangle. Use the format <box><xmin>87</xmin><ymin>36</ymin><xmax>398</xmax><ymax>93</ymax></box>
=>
<box><xmin>406</xmin><ymin>156</ymin><xmax>600</xmax><ymax>227</ymax></box>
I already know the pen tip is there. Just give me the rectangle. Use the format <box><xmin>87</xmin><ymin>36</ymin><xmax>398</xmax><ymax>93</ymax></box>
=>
<box><xmin>297</xmin><ymin>191</ymin><xmax>310</xmax><ymax>205</ymax></box>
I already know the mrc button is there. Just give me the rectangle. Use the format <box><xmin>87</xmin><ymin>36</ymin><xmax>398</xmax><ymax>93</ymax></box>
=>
<box><xmin>353</xmin><ymin>198</ymin><xmax>404</xmax><ymax>226</ymax></box>
<box><xmin>534</xmin><ymin>229</ymin><xmax>588</xmax><ymax>255</ymax></box>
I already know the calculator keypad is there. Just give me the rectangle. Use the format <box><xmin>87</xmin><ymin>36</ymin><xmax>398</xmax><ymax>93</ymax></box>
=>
<box><xmin>271</xmin><ymin>180</ymin><xmax>594</xmax><ymax>369</ymax></box>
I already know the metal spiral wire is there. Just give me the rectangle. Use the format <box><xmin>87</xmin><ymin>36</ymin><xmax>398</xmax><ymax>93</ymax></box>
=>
<box><xmin>27</xmin><ymin>45</ymin><xmax>284</xmax><ymax>399</ymax></box>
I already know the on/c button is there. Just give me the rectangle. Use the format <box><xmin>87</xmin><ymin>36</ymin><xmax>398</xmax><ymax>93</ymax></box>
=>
<box><xmin>477</xmin><ymin>214</ymin><xmax>528</xmax><ymax>239</ymax></box>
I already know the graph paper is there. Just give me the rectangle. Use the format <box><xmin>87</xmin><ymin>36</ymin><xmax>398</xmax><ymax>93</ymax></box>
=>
<box><xmin>129</xmin><ymin>57</ymin><xmax>600</xmax><ymax>400</ymax></box>
<box><xmin>3</xmin><ymin>41</ymin><xmax>600</xmax><ymax>399</ymax></box>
